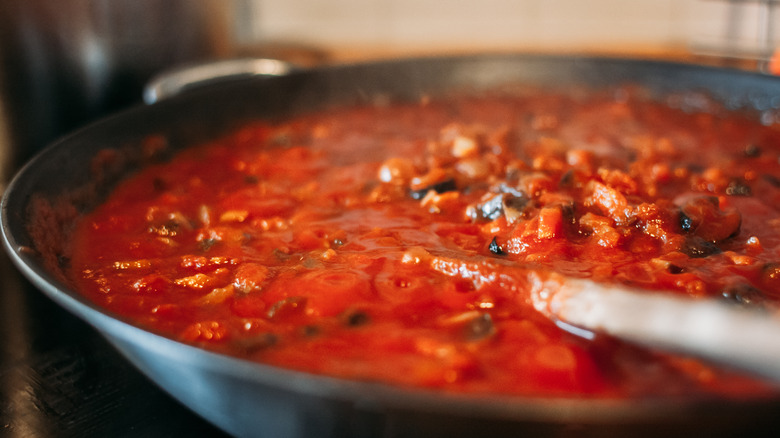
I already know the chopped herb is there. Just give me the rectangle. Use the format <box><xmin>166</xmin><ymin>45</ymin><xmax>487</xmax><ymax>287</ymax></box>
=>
<box><xmin>272</xmin><ymin>248</ymin><xmax>292</xmax><ymax>261</ymax></box>
<box><xmin>302</xmin><ymin>257</ymin><xmax>320</xmax><ymax>269</ymax></box>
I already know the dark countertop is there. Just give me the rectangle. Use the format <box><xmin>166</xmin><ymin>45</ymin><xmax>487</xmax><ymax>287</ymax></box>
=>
<box><xmin>0</xmin><ymin>249</ymin><xmax>230</xmax><ymax>437</ymax></box>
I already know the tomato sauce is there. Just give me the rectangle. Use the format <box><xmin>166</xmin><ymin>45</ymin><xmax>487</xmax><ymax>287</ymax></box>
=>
<box><xmin>69</xmin><ymin>88</ymin><xmax>780</xmax><ymax>398</ymax></box>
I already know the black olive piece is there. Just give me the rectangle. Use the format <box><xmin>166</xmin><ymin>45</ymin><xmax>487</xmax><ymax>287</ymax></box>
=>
<box><xmin>560</xmin><ymin>202</ymin><xmax>577</xmax><ymax>225</ymax></box>
<box><xmin>680</xmin><ymin>236</ymin><xmax>722</xmax><ymax>258</ymax></box>
<box><xmin>501</xmin><ymin>193</ymin><xmax>534</xmax><ymax>223</ymax></box>
<box><xmin>152</xmin><ymin>177</ymin><xmax>167</xmax><ymax>192</ymax></box>
<box><xmin>667</xmin><ymin>264</ymin><xmax>685</xmax><ymax>274</ymax></box>
<box><xmin>503</xmin><ymin>194</ymin><xmax>531</xmax><ymax>212</ymax></box>
<box><xmin>721</xmin><ymin>283</ymin><xmax>766</xmax><ymax>308</ymax></box>
<box><xmin>199</xmin><ymin>238</ymin><xmax>218</xmax><ymax>252</ymax></box>
<box><xmin>465</xmin><ymin>313</ymin><xmax>496</xmax><ymax>341</ymax></box>
<box><xmin>234</xmin><ymin>333</ymin><xmax>278</xmax><ymax>353</ymax></box>
<box><xmin>559</xmin><ymin>169</ymin><xmax>575</xmax><ymax>187</ymax></box>
<box><xmin>744</xmin><ymin>144</ymin><xmax>762</xmax><ymax>158</ymax></box>
<box><xmin>497</xmin><ymin>183</ymin><xmax>526</xmax><ymax>198</ymax></box>
<box><xmin>344</xmin><ymin>311</ymin><xmax>370</xmax><ymax>327</ymax></box>
<box><xmin>763</xmin><ymin>174</ymin><xmax>780</xmax><ymax>188</ymax></box>
<box><xmin>462</xmin><ymin>181</ymin><xmax>492</xmax><ymax>196</ymax></box>
<box><xmin>489</xmin><ymin>236</ymin><xmax>505</xmax><ymax>256</ymax></box>
<box><xmin>57</xmin><ymin>255</ymin><xmax>71</xmax><ymax>269</ymax></box>
<box><xmin>679</xmin><ymin>211</ymin><xmax>694</xmax><ymax>233</ymax></box>
<box><xmin>725</xmin><ymin>179</ymin><xmax>752</xmax><ymax>197</ymax></box>
<box><xmin>271</xmin><ymin>132</ymin><xmax>291</xmax><ymax>146</ymax></box>
<box><xmin>302</xmin><ymin>325</ymin><xmax>321</xmax><ymax>337</ymax></box>
<box><xmin>409</xmin><ymin>178</ymin><xmax>457</xmax><ymax>200</ymax></box>
<box><xmin>477</xmin><ymin>194</ymin><xmax>506</xmax><ymax>221</ymax></box>
<box><xmin>687</xmin><ymin>163</ymin><xmax>705</xmax><ymax>173</ymax></box>
<box><xmin>149</xmin><ymin>220</ymin><xmax>180</xmax><ymax>238</ymax></box>
<box><xmin>762</xmin><ymin>262</ymin><xmax>780</xmax><ymax>283</ymax></box>
<box><xmin>244</xmin><ymin>175</ymin><xmax>259</xmax><ymax>184</ymax></box>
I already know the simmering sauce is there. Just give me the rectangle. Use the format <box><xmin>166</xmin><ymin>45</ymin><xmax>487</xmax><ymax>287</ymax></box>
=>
<box><xmin>69</xmin><ymin>87</ymin><xmax>780</xmax><ymax>398</ymax></box>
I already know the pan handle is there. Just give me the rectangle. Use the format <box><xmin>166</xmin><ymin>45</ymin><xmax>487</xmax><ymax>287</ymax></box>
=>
<box><xmin>143</xmin><ymin>58</ymin><xmax>297</xmax><ymax>104</ymax></box>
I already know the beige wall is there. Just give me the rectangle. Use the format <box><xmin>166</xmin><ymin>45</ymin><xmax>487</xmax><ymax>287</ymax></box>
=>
<box><xmin>252</xmin><ymin>0</ymin><xmax>776</xmax><ymax>57</ymax></box>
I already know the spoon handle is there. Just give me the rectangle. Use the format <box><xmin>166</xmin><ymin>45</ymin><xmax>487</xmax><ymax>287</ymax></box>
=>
<box><xmin>531</xmin><ymin>275</ymin><xmax>780</xmax><ymax>383</ymax></box>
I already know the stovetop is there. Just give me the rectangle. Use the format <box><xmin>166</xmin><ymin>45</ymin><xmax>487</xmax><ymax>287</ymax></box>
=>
<box><xmin>0</xmin><ymin>249</ymin><xmax>229</xmax><ymax>437</ymax></box>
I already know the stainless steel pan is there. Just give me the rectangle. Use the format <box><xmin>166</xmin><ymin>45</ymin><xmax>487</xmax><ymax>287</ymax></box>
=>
<box><xmin>4</xmin><ymin>54</ymin><xmax>780</xmax><ymax>437</ymax></box>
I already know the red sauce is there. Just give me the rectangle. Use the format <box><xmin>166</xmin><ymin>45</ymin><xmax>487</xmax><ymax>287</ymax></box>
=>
<box><xmin>69</xmin><ymin>88</ymin><xmax>780</xmax><ymax>398</ymax></box>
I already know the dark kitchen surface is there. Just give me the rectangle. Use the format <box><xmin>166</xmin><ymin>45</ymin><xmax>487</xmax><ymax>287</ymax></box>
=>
<box><xmin>0</xmin><ymin>249</ymin><xmax>229</xmax><ymax>437</ymax></box>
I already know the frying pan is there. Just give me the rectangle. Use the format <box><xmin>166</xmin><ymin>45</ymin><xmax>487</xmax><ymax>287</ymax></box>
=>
<box><xmin>3</xmin><ymin>54</ymin><xmax>780</xmax><ymax>437</ymax></box>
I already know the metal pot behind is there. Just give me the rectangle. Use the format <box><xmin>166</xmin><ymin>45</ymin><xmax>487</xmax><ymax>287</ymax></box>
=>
<box><xmin>0</xmin><ymin>0</ymin><xmax>256</xmax><ymax>180</ymax></box>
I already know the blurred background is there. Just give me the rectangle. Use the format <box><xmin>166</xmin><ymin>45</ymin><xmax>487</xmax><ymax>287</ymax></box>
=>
<box><xmin>1</xmin><ymin>0</ymin><xmax>778</xmax><ymax>183</ymax></box>
<box><xmin>257</xmin><ymin>0</ymin><xmax>774</xmax><ymax>61</ymax></box>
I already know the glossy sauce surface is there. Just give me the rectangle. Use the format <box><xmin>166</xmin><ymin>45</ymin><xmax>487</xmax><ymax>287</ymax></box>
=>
<box><xmin>69</xmin><ymin>88</ymin><xmax>780</xmax><ymax>398</ymax></box>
